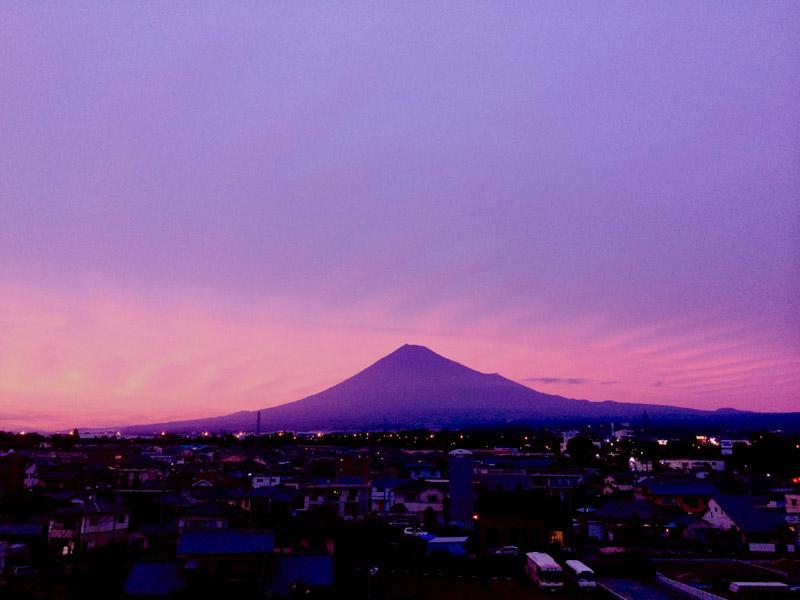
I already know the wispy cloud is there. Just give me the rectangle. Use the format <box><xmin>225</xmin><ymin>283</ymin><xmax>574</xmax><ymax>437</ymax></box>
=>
<box><xmin>524</xmin><ymin>377</ymin><xmax>591</xmax><ymax>385</ymax></box>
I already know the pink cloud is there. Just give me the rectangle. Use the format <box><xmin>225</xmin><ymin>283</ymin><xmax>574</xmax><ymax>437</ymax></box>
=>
<box><xmin>0</xmin><ymin>277</ymin><xmax>797</xmax><ymax>432</ymax></box>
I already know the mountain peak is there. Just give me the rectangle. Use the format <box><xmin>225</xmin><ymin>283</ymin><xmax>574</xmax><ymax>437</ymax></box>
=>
<box><xmin>387</xmin><ymin>344</ymin><xmax>438</xmax><ymax>357</ymax></box>
<box><xmin>374</xmin><ymin>344</ymin><xmax>464</xmax><ymax>372</ymax></box>
<box><xmin>335</xmin><ymin>344</ymin><xmax>488</xmax><ymax>387</ymax></box>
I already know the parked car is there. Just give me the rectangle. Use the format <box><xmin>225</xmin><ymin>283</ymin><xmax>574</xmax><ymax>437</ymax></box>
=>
<box><xmin>494</xmin><ymin>545</ymin><xmax>520</xmax><ymax>556</ymax></box>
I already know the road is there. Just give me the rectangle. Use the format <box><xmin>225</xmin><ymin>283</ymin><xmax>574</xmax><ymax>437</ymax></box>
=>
<box><xmin>599</xmin><ymin>578</ymin><xmax>687</xmax><ymax>600</ymax></box>
<box><xmin>383</xmin><ymin>574</ymin><xmax>607</xmax><ymax>599</ymax></box>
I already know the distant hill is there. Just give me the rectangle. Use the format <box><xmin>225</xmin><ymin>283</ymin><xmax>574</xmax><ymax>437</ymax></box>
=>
<box><xmin>118</xmin><ymin>344</ymin><xmax>800</xmax><ymax>434</ymax></box>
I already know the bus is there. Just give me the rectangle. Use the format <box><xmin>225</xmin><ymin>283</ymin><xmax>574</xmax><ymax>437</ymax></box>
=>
<box><xmin>525</xmin><ymin>552</ymin><xmax>565</xmax><ymax>590</ymax></box>
<box><xmin>564</xmin><ymin>559</ymin><xmax>596</xmax><ymax>589</ymax></box>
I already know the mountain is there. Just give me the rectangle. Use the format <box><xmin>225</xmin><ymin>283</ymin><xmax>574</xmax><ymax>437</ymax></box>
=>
<box><xmin>118</xmin><ymin>344</ymin><xmax>798</xmax><ymax>434</ymax></box>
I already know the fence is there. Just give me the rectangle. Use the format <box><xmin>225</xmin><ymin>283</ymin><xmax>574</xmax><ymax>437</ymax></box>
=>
<box><xmin>656</xmin><ymin>573</ymin><xmax>726</xmax><ymax>600</ymax></box>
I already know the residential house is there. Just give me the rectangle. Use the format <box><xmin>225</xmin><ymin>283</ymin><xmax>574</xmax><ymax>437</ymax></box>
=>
<box><xmin>660</xmin><ymin>459</ymin><xmax>725</xmax><ymax>473</ymax></box>
<box><xmin>392</xmin><ymin>479</ymin><xmax>446</xmax><ymax>527</ymax></box>
<box><xmin>589</xmin><ymin>498</ymin><xmax>693</xmax><ymax>543</ymax></box>
<box><xmin>263</xmin><ymin>553</ymin><xmax>334</xmax><ymax>596</ymax></box>
<box><xmin>47</xmin><ymin>494</ymin><xmax>130</xmax><ymax>555</ymax></box>
<box><xmin>643</xmin><ymin>481</ymin><xmax>718</xmax><ymax>514</ymax></box>
<box><xmin>602</xmin><ymin>473</ymin><xmax>635</xmax><ymax>496</ymax></box>
<box><xmin>176</xmin><ymin>501</ymin><xmax>236</xmax><ymax>532</ymax></box>
<box><xmin>405</xmin><ymin>461</ymin><xmax>441</xmax><ymax>480</ymax></box>
<box><xmin>109</xmin><ymin>457</ymin><xmax>165</xmax><ymax>490</ymax></box>
<box><xmin>177</xmin><ymin>530</ymin><xmax>274</xmax><ymax>588</ymax></box>
<box><xmin>252</xmin><ymin>475</ymin><xmax>281</xmax><ymax>489</ymax></box>
<box><xmin>302</xmin><ymin>478</ymin><xmax>371</xmax><ymax>521</ymax></box>
<box><xmin>628</xmin><ymin>457</ymin><xmax>654</xmax><ymax>473</ymax></box>
<box><xmin>701</xmin><ymin>494</ymin><xmax>792</xmax><ymax>551</ymax></box>
<box><xmin>370</xmin><ymin>477</ymin><xmax>410</xmax><ymax>516</ymax></box>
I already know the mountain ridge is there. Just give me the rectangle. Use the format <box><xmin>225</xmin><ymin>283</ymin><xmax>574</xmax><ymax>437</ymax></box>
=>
<box><xmin>118</xmin><ymin>344</ymin><xmax>794</xmax><ymax>435</ymax></box>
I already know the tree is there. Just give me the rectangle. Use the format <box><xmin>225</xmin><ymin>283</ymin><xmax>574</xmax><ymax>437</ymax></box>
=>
<box><xmin>566</xmin><ymin>436</ymin><xmax>596</xmax><ymax>465</ymax></box>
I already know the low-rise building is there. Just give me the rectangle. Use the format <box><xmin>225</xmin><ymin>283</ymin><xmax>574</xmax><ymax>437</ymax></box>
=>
<box><xmin>176</xmin><ymin>530</ymin><xmax>274</xmax><ymax>585</ymax></box>
<box><xmin>643</xmin><ymin>481</ymin><xmax>718</xmax><ymax>515</ymax></box>
<box><xmin>660</xmin><ymin>459</ymin><xmax>725</xmax><ymax>473</ymax></box>
<box><xmin>392</xmin><ymin>479</ymin><xmax>446</xmax><ymax>526</ymax></box>
<box><xmin>302</xmin><ymin>479</ymin><xmax>371</xmax><ymax>521</ymax></box>
<box><xmin>47</xmin><ymin>494</ymin><xmax>130</xmax><ymax>555</ymax></box>
<box><xmin>425</xmin><ymin>536</ymin><xmax>469</xmax><ymax>557</ymax></box>
<box><xmin>702</xmin><ymin>494</ymin><xmax>792</xmax><ymax>551</ymax></box>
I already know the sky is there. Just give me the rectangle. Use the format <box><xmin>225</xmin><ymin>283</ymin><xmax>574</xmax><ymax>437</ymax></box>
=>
<box><xmin>1</xmin><ymin>2</ymin><xmax>799</xmax><ymax>431</ymax></box>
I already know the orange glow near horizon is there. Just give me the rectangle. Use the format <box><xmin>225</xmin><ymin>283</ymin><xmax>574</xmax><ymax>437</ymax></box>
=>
<box><xmin>0</xmin><ymin>279</ymin><xmax>798</xmax><ymax>432</ymax></box>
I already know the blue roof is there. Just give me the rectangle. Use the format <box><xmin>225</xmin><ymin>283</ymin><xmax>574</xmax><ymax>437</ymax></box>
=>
<box><xmin>514</xmin><ymin>458</ymin><xmax>554</xmax><ymax>468</ymax></box>
<box><xmin>372</xmin><ymin>477</ymin><xmax>410</xmax><ymax>490</ymax></box>
<box><xmin>713</xmin><ymin>495</ymin><xmax>787</xmax><ymax>534</ymax></box>
<box><xmin>264</xmin><ymin>554</ymin><xmax>334</xmax><ymax>595</ymax></box>
<box><xmin>334</xmin><ymin>476</ymin><xmax>369</xmax><ymax>485</ymax></box>
<box><xmin>245</xmin><ymin>488</ymin><xmax>296</xmax><ymax>501</ymax></box>
<box><xmin>0</xmin><ymin>524</ymin><xmax>43</xmax><ymax>537</ymax></box>
<box><xmin>124</xmin><ymin>561</ymin><xmax>187</xmax><ymax>596</ymax></box>
<box><xmin>596</xmin><ymin>499</ymin><xmax>659</xmax><ymax>520</ymax></box>
<box><xmin>177</xmin><ymin>530</ymin><xmax>274</xmax><ymax>555</ymax></box>
<box><xmin>648</xmin><ymin>482</ymin><xmax>718</xmax><ymax>496</ymax></box>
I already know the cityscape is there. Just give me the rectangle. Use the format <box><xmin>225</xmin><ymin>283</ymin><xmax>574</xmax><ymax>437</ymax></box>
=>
<box><xmin>0</xmin><ymin>419</ymin><xmax>799</xmax><ymax>598</ymax></box>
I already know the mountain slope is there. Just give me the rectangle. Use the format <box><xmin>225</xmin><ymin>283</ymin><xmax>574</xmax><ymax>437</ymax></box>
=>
<box><xmin>119</xmin><ymin>344</ymin><xmax>732</xmax><ymax>434</ymax></box>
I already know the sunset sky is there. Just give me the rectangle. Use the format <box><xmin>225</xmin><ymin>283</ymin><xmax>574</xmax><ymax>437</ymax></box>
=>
<box><xmin>1</xmin><ymin>3</ymin><xmax>799</xmax><ymax>431</ymax></box>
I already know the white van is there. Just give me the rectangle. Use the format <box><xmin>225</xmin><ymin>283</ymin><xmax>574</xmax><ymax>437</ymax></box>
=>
<box><xmin>564</xmin><ymin>559</ymin><xmax>596</xmax><ymax>589</ymax></box>
<box><xmin>525</xmin><ymin>552</ymin><xmax>564</xmax><ymax>589</ymax></box>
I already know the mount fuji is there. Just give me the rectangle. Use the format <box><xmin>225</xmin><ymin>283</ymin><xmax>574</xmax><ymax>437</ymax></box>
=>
<box><xmin>118</xmin><ymin>344</ymin><xmax>797</xmax><ymax>434</ymax></box>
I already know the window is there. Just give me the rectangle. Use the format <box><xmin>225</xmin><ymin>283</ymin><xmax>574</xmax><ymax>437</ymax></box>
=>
<box><xmin>117</xmin><ymin>514</ymin><xmax>126</xmax><ymax>524</ymax></box>
<box><xmin>88</xmin><ymin>516</ymin><xmax>98</xmax><ymax>526</ymax></box>
<box><xmin>549</xmin><ymin>530</ymin><xmax>564</xmax><ymax>545</ymax></box>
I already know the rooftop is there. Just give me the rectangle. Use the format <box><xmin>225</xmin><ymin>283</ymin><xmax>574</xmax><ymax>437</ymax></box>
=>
<box><xmin>176</xmin><ymin>530</ymin><xmax>274</xmax><ymax>555</ymax></box>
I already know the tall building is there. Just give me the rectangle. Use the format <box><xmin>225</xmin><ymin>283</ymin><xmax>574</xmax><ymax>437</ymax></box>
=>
<box><xmin>448</xmin><ymin>449</ymin><xmax>474</xmax><ymax>529</ymax></box>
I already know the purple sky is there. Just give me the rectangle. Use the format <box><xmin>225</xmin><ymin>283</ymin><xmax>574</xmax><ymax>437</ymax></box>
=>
<box><xmin>1</xmin><ymin>3</ymin><xmax>799</xmax><ymax>430</ymax></box>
